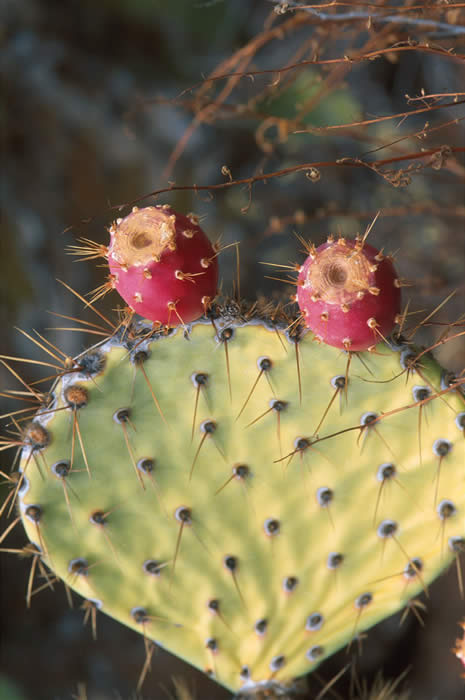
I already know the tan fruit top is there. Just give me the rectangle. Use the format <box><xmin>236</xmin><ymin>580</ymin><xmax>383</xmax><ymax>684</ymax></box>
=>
<box><xmin>305</xmin><ymin>241</ymin><xmax>375</xmax><ymax>305</ymax></box>
<box><xmin>109</xmin><ymin>206</ymin><xmax>177</xmax><ymax>267</ymax></box>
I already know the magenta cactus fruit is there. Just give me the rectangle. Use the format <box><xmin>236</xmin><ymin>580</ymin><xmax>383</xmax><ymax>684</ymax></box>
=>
<box><xmin>107</xmin><ymin>205</ymin><xmax>219</xmax><ymax>326</ymax></box>
<box><xmin>296</xmin><ymin>237</ymin><xmax>401</xmax><ymax>351</ymax></box>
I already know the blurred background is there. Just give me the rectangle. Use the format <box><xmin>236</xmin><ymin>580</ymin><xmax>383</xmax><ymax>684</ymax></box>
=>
<box><xmin>1</xmin><ymin>1</ymin><xmax>464</xmax><ymax>698</ymax></box>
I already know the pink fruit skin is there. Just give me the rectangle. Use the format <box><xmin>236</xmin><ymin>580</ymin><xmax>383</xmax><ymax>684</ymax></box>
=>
<box><xmin>296</xmin><ymin>240</ymin><xmax>401</xmax><ymax>351</ymax></box>
<box><xmin>107</xmin><ymin>207</ymin><xmax>218</xmax><ymax>326</ymax></box>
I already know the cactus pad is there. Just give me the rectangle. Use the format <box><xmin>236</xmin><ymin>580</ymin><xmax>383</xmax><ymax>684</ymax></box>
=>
<box><xmin>16</xmin><ymin>307</ymin><xmax>465</xmax><ymax>695</ymax></box>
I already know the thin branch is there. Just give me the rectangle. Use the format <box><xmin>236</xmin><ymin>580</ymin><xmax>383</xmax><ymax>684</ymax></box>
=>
<box><xmin>114</xmin><ymin>145</ymin><xmax>465</xmax><ymax>211</ymax></box>
<box><xmin>271</xmin><ymin>1</ymin><xmax>465</xmax><ymax>36</ymax></box>
<box><xmin>294</xmin><ymin>98</ymin><xmax>465</xmax><ymax>134</ymax></box>
<box><xmin>275</xmin><ymin>1</ymin><xmax>465</xmax><ymax>13</ymax></box>
<box><xmin>175</xmin><ymin>44</ymin><xmax>465</xmax><ymax>101</ymax></box>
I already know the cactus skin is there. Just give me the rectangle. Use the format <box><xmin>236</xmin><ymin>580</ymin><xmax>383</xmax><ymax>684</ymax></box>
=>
<box><xmin>13</xmin><ymin>304</ymin><xmax>465</xmax><ymax>695</ymax></box>
<box><xmin>107</xmin><ymin>206</ymin><xmax>219</xmax><ymax>326</ymax></box>
<box><xmin>296</xmin><ymin>238</ymin><xmax>401</xmax><ymax>351</ymax></box>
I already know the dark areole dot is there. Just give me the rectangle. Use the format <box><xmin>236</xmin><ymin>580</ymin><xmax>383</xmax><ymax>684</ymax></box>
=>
<box><xmin>132</xmin><ymin>350</ymin><xmax>149</xmax><ymax>365</ymax></box>
<box><xmin>433</xmin><ymin>439</ymin><xmax>452</xmax><ymax>457</ymax></box>
<box><xmin>258</xmin><ymin>357</ymin><xmax>272</xmax><ymax>371</ymax></box>
<box><xmin>224</xmin><ymin>555</ymin><xmax>238</xmax><ymax>572</ymax></box>
<box><xmin>220</xmin><ymin>327</ymin><xmax>234</xmax><ymax>342</ymax></box>
<box><xmin>90</xmin><ymin>510</ymin><xmax>106</xmax><ymax>526</ymax></box>
<box><xmin>307</xmin><ymin>645</ymin><xmax>324</xmax><ymax>661</ymax></box>
<box><xmin>355</xmin><ymin>592</ymin><xmax>373</xmax><ymax>608</ymax></box>
<box><xmin>295</xmin><ymin>437</ymin><xmax>311</xmax><ymax>451</ymax></box>
<box><xmin>137</xmin><ymin>458</ymin><xmax>155</xmax><ymax>473</ymax></box>
<box><xmin>442</xmin><ymin>370</ymin><xmax>459</xmax><ymax>390</ymax></box>
<box><xmin>306</xmin><ymin>613</ymin><xmax>323</xmax><ymax>631</ymax></box>
<box><xmin>361</xmin><ymin>412</ymin><xmax>378</xmax><ymax>427</ymax></box>
<box><xmin>404</xmin><ymin>558</ymin><xmax>423</xmax><ymax>578</ymax></box>
<box><xmin>68</xmin><ymin>558</ymin><xmax>89</xmax><ymax>576</ymax></box>
<box><xmin>331</xmin><ymin>375</ymin><xmax>346</xmax><ymax>389</ymax></box>
<box><xmin>264</xmin><ymin>518</ymin><xmax>280</xmax><ymax>536</ymax></box>
<box><xmin>438</xmin><ymin>500</ymin><xmax>456</xmax><ymax>520</ymax></box>
<box><xmin>206</xmin><ymin>638</ymin><xmax>218</xmax><ymax>651</ymax></box>
<box><xmin>316</xmin><ymin>487</ymin><xmax>333</xmax><ymax>506</ymax></box>
<box><xmin>283</xmin><ymin>576</ymin><xmax>299</xmax><ymax>592</ymax></box>
<box><xmin>192</xmin><ymin>372</ymin><xmax>208</xmax><ymax>387</ymax></box>
<box><xmin>412</xmin><ymin>385</ymin><xmax>431</xmax><ymax>402</ymax></box>
<box><xmin>143</xmin><ymin>560</ymin><xmax>163</xmax><ymax>576</ymax></box>
<box><xmin>327</xmin><ymin>552</ymin><xmax>344</xmax><ymax>569</ymax></box>
<box><xmin>377</xmin><ymin>463</ymin><xmax>396</xmax><ymax>481</ymax></box>
<box><xmin>234</xmin><ymin>464</ymin><xmax>250</xmax><ymax>479</ymax></box>
<box><xmin>255</xmin><ymin>619</ymin><xmax>267</xmax><ymax>635</ymax></box>
<box><xmin>113</xmin><ymin>407</ymin><xmax>131</xmax><ymax>423</ymax></box>
<box><xmin>400</xmin><ymin>348</ymin><xmax>418</xmax><ymax>372</ymax></box>
<box><xmin>208</xmin><ymin>599</ymin><xmax>220</xmax><ymax>612</ymax></box>
<box><xmin>25</xmin><ymin>505</ymin><xmax>42</xmax><ymax>523</ymax></box>
<box><xmin>449</xmin><ymin>536</ymin><xmax>465</xmax><ymax>553</ymax></box>
<box><xmin>271</xmin><ymin>399</ymin><xmax>287</xmax><ymax>412</ymax></box>
<box><xmin>201</xmin><ymin>420</ymin><xmax>216</xmax><ymax>434</ymax></box>
<box><xmin>52</xmin><ymin>460</ymin><xmax>71</xmax><ymax>478</ymax></box>
<box><xmin>377</xmin><ymin>520</ymin><xmax>398</xmax><ymax>538</ymax></box>
<box><xmin>131</xmin><ymin>607</ymin><xmax>148</xmax><ymax>624</ymax></box>
<box><xmin>270</xmin><ymin>655</ymin><xmax>285</xmax><ymax>671</ymax></box>
<box><xmin>175</xmin><ymin>507</ymin><xmax>192</xmax><ymax>524</ymax></box>
<box><xmin>240</xmin><ymin>666</ymin><xmax>250</xmax><ymax>680</ymax></box>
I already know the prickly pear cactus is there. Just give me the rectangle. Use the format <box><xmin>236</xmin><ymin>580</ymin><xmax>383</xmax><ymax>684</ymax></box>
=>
<box><xmin>15</xmin><ymin>304</ymin><xmax>465</xmax><ymax>696</ymax></box>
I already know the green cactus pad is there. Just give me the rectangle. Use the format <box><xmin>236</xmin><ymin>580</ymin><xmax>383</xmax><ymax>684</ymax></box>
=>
<box><xmin>17</xmin><ymin>309</ymin><xmax>465</xmax><ymax>694</ymax></box>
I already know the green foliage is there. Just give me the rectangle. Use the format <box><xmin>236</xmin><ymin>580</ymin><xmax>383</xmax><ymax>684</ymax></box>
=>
<box><xmin>0</xmin><ymin>675</ymin><xmax>28</xmax><ymax>700</ymax></box>
<box><xmin>257</xmin><ymin>71</ymin><xmax>362</xmax><ymax>129</ymax></box>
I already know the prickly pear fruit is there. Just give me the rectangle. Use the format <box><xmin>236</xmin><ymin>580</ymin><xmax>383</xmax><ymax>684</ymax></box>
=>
<box><xmin>296</xmin><ymin>238</ymin><xmax>401</xmax><ymax>351</ymax></box>
<box><xmin>107</xmin><ymin>206</ymin><xmax>219</xmax><ymax>326</ymax></box>
<box><xmin>13</xmin><ymin>304</ymin><xmax>465</xmax><ymax>696</ymax></box>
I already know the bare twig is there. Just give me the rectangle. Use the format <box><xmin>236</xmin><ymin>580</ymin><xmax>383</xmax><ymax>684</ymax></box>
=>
<box><xmin>271</xmin><ymin>1</ymin><xmax>465</xmax><ymax>36</ymax></box>
<box><xmin>113</xmin><ymin>144</ymin><xmax>465</xmax><ymax>212</ymax></box>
